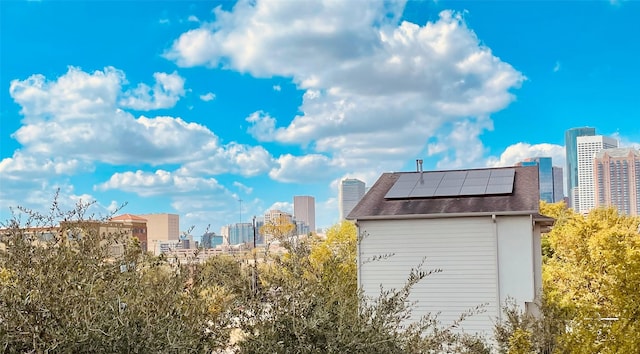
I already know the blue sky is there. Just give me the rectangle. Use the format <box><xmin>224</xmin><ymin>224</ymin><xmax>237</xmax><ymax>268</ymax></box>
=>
<box><xmin>1</xmin><ymin>0</ymin><xmax>639</xmax><ymax>236</ymax></box>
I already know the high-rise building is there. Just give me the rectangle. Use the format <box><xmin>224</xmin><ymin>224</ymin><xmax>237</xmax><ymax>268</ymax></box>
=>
<box><xmin>140</xmin><ymin>213</ymin><xmax>179</xmax><ymax>255</ymax></box>
<box><xmin>594</xmin><ymin>148</ymin><xmax>640</xmax><ymax>215</ymax></box>
<box><xmin>565</xmin><ymin>127</ymin><xmax>596</xmax><ymax>208</ymax></box>
<box><xmin>518</xmin><ymin>157</ymin><xmax>557</xmax><ymax>203</ymax></box>
<box><xmin>576</xmin><ymin>135</ymin><xmax>618</xmax><ymax>214</ymax></box>
<box><xmin>552</xmin><ymin>166</ymin><xmax>564</xmax><ymax>203</ymax></box>
<box><xmin>339</xmin><ymin>178</ymin><xmax>366</xmax><ymax>220</ymax></box>
<box><xmin>222</xmin><ymin>222</ymin><xmax>254</xmax><ymax>245</ymax></box>
<box><xmin>293</xmin><ymin>196</ymin><xmax>316</xmax><ymax>233</ymax></box>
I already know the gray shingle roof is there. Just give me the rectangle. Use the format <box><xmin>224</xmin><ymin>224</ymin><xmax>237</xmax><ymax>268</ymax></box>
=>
<box><xmin>348</xmin><ymin>165</ymin><xmax>546</xmax><ymax>220</ymax></box>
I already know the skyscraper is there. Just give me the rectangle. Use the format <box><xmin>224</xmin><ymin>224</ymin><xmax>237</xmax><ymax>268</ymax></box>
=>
<box><xmin>594</xmin><ymin>148</ymin><xmax>640</xmax><ymax>215</ymax></box>
<box><xmin>518</xmin><ymin>157</ymin><xmax>564</xmax><ymax>203</ymax></box>
<box><xmin>293</xmin><ymin>195</ymin><xmax>316</xmax><ymax>233</ymax></box>
<box><xmin>552</xmin><ymin>166</ymin><xmax>564</xmax><ymax>203</ymax></box>
<box><xmin>565</xmin><ymin>127</ymin><xmax>595</xmax><ymax>208</ymax></box>
<box><xmin>576</xmin><ymin>135</ymin><xmax>618</xmax><ymax>214</ymax></box>
<box><xmin>518</xmin><ymin>157</ymin><xmax>555</xmax><ymax>203</ymax></box>
<box><xmin>339</xmin><ymin>178</ymin><xmax>366</xmax><ymax>220</ymax></box>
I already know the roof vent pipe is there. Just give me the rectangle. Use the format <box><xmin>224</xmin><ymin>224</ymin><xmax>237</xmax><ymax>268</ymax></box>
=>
<box><xmin>416</xmin><ymin>159</ymin><xmax>423</xmax><ymax>173</ymax></box>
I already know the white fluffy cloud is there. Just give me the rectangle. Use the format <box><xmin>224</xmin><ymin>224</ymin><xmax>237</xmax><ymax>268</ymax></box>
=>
<box><xmin>120</xmin><ymin>71</ymin><xmax>186</xmax><ymax>110</ymax></box>
<box><xmin>199</xmin><ymin>92</ymin><xmax>216</xmax><ymax>101</ymax></box>
<box><xmin>177</xmin><ymin>143</ymin><xmax>275</xmax><ymax>177</ymax></box>
<box><xmin>9</xmin><ymin>67</ymin><xmax>219</xmax><ymax>165</ymax></box>
<box><xmin>96</xmin><ymin>169</ymin><xmax>226</xmax><ymax>197</ymax></box>
<box><xmin>269</xmin><ymin>154</ymin><xmax>336</xmax><ymax>183</ymax></box>
<box><xmin>167</xmin><ymin>1</ymin><xmax>525</xmax><ymax>176</ymax></box>
<box><xmin>486</xmin><ymin>142</ymin><xmax>566</xmax><ymax>168</ymax></box>
<box><xmin>0</xmin><ymin>151</ymin><xmax>90</xmax><ymax>179</ymax></box>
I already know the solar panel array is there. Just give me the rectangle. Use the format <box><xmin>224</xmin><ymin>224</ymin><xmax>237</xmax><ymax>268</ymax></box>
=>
<box><xmin>385</xmin><ymin>168</ymin><xmax>516</xmax><ymax>199</ymax></box>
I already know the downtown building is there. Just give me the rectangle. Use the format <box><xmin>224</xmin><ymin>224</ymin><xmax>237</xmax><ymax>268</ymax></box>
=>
<box><xmin>594</xmin><ymin>147</ymin><xmax>640</xmax><ymax>215</ymax></box>
<box><xmin>293</xmin><ymin>196</ymin><xmax>316</xmax><ymax>233</ymax></box>
<box><xmin>576</xmin><ymin>135</ymin><xmax>618</xmax><ymax>214</ymax></box>
<box><xmin>517</xmin><ymin>157</ymin><xmax>564</xmax><ymax>203</ymax></box>
<box><xmin>139</xmin><ymin>213</ymin><xmax>180</xmax><ymax>255</ymax></box>
<box><xmin>339</xmin><ymin>178</ymin><xmax>366</xmax><ymax>220</ymax></box>
<box><xmin>565</xmin><ymin>127</ymin><xmax>596</xmax><ymax>209</ymax></box>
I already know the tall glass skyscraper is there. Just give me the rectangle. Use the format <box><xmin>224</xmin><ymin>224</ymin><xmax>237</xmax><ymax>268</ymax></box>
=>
<box><xmin>565</xmin><ymin>127</ymin><xmax>595</xmax><ymax>208</ymax></box>
<box><xmin>519</xmin><ymin>157</ymin><xmax>563</xmax><ymax>203</ymax></box>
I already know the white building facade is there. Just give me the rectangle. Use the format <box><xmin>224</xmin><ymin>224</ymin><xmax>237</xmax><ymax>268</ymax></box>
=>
<box><xmin>349</xmin><ymin>166</ymin><xmax>553</xmax><ymax>339</ymax></box>
<box><xmin>576</xmin><ymin>135</ymin><xmax>618</xmax><ymax>214</ymax></box>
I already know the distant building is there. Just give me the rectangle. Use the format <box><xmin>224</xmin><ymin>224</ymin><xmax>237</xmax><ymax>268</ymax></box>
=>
<box><xmin>293</xmin><ymin>196</ymin><xmax>316</xmax><ymax>233</ymax></box>
<box><xmin>594</xmin><ymin>148</ymin><xmax>640</xmax><ymax>215</ymax></box>
<box><xmin>518</xmin><ymin>157</ymin><xmax>564</xmax><ymax>203</ymax></box>
<box><xmin>110</xmin><ymin>213</ymin><xmax>148</xmax><ymax>252</ymax></box>
<box><xmin>552</xmin><ymin>166</ymin><xmax>564</xmax><ymax>203</ymax></box>
<box><xmin>339</xmin><ymin>178</ymin><xmax>366</xmax><ymax>220</ymax></box>
<box><xmin>222</xmin><ymin>222</ymin><xmax>254</xmax><ymax>245</ymax></box>
<box><xmin>565</xmin><ymin>127</ymin><xmax>596</xmax><ymax>208</ymax></box>
<box><xmin>577</xmin><ymin>135</ymin><xmax>618</xmax><ymax>213</ymax></box>
<box><xmin>201</xmin><ymin>232</ymin><xmax>223</xmax><ymax>249</ymax></box>
<box><xmin>140</xmin><ymin>213</ymin><xmax>179</xmax><ymax>255</ymax></box>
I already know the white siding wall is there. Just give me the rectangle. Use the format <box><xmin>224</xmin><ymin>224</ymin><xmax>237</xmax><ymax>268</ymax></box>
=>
<box><xmin>358</xmin><ymin>215</ymin><xmax>538</xmax><ymax>337</ymax></box>
<box><xmin>496</xmin><ymin>216</ymin><xmax>535</xmax><ymax>309</ymax></box>
<box><xmin>358</xmin><ymin>217</ymin><xmax>499</xmax><ymax>335</ymax></box>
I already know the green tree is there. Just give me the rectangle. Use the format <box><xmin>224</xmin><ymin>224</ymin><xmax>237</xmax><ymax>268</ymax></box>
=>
<box><xmin>0</xmin><ymin>200</ymin><xmax>231</xmax><ymax>353</ymax></box>
<box><xmin>236</xmin><ymin>221</ymin><xmax>490</xmax><ymax>353</ymax></box>
<box><xmin>540</xmin><ymin>204</ymin><xmax>640</xmax><ymax>353</ymax></box>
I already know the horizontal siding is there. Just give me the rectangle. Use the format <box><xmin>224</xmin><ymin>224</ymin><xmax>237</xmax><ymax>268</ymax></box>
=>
<box><xmin>358</xmin><ymin>217</ymin><xmax>499</xmax><ymax>336</ymax></box>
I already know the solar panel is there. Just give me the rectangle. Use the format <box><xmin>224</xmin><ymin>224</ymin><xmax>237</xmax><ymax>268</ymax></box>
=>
<box><xmin>385</xmin><ymin>168</ymin><xmax>515</xmax><ymax>199</ymax></box>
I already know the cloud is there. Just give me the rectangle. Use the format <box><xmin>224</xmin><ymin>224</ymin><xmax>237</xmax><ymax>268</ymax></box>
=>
<box><xmin>269</xmin><ymin>154</ymin><xmax>336</xmax><ymax>183</ymax></box>
<box><xmin>233</xmin><ymin>181</ymin><xmax>253</xmax><ymax>194</ymax></box>
<box><xmin>169</xmin><ymin>2</ymin><xmax>524</xmax><ymax>176</ymax></box>
<box><xmin>265</xmin><ymin>201</ymin><xmax>293</xmax><ymax>215</ymax></box>
<box><xmin>0</xmin><ymin>151</ymin><xmax>91</xmax><ymax>180</ymax></box>
<box><xmin>96</xmin><ymin>169</ymin><xmax>225</xmax><ymax>197</ymax></box>
<box><xmin>272</xmin><ymin>85</ymin><xmax>281</xmax><ymax>92</ymax></box>
<box><xmin>553</xmin><ymin>61</ymin><xmax>561</xmax><ymax>72</ymax></box>
<box><xmin>427</xmin><ymin>117</ymin><xmax>494</xmax><ymax>169</ymax></box>
<box><xmin>246</xmin><ymin>111</ymin><xmax>277</xmax><ymax>142</ymax></box>
<box><xmin>188</xmin><ymin>15</ymin><xmax>200</xmax><ymax>22</ymax></box>
<box><xmin>177</xmin><ymin>143</ymin><xmax>275</xmax><ymax>177</ymax></box>
<box><xmin>486</xmin><ymin>142</ymin><xmax>566</xmax><ymax>168</ymax></box>
<box><xmin>120</xmin><ymin>71</ymin><xmax>186</xmax><ymax>110</ymax></box>
<box><xmin>199</xmin><ymin>92</ymin><xmax>216</xmax><ymax>101</ymax></box>
<box><xmin>8</xmin><ymin>67</ymin><xmax>224</xmax><ymax>166</ymax></box>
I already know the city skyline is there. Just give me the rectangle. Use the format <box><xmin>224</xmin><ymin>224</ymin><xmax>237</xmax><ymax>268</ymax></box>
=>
<box><xmin>2</xmin><ymin>0</ymin><xmax>639</xmax><ymax>234</ymax></box>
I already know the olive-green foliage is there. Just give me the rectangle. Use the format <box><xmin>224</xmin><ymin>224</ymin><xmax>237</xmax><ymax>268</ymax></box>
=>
<box><xmin>494</xmin><ymin>297</ymin><xmax>567</xmax><ymax>354</ymax></box>
<box><xmin>2</xmin><ymin>200</ymin><xmax>493</xmax><ymax>353</ymax></box>
<box><xmin>236</xmin><ymin>221</ymin><xmax>490</xmax><ymax>354</ymax></box>
<box><xmin>0</xmin><ymin>202</ymin><xmax>230</xmax><ymax>353</ymax></box>
<box><xmin>496</xmin><ymin>202</ymin><xmax>640</xmax><ymax>354</ymax></box>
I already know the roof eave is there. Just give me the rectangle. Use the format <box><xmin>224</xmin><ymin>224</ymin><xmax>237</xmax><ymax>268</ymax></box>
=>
<box><xmin>349</xmin><ymin>210</ymin><xmax>543</xmax><ymax>221</ymax></box>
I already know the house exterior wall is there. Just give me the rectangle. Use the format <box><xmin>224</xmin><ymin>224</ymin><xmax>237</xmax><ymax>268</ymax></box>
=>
<box><xmin>357</xmin><ymin>215</ymin><xmax>539</xmax><ymax>337</ymax></box>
